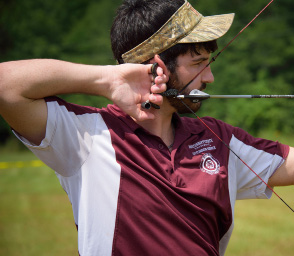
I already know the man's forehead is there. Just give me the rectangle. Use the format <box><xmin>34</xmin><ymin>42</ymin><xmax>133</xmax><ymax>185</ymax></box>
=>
<box><xmin>178</xmin><ymin>51</ymin><xmax>210</xmax><ymax>62</ymax></box>
<box><xmin>181</xmin><ymin>44</ymin><xmax>212</xmax><ymax>58</ymax></box>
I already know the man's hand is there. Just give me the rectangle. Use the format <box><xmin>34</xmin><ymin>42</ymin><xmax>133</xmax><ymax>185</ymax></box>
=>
<box><xmin>105</xmin><ymin>63</ymin><xmax>167</xmax><ymax>121</ymax></box>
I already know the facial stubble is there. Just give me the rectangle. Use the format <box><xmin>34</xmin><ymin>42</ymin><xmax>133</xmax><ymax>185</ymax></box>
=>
<box><xmin>166</xmin><ymin>72</ymin><xmax>203</xmax><ymax>114</ymax></box>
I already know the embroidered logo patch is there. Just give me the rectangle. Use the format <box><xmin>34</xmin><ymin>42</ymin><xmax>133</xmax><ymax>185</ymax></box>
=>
<box><xmin>200</xmin><ymin>153</ymin><xmax>220</xmax><ymax>175</ymax></box>
<box><xmin>188</xmin><ymin>139</ymin><xmax>216</xmax><ymax>156</ymax></box>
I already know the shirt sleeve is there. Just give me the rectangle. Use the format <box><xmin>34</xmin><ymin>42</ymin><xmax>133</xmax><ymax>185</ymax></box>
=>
<box><xmin>228</xmin><ymin>126</ymin><xmax>289</xmax><ymax>200</ymax></box>
<box><xmin>13</xmin><ymin>97</ymin><xmax>98</xmax><ymax>177</ymax></box>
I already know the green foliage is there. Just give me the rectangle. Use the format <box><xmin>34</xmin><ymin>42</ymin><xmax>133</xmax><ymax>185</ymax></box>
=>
<box><xmin>0</xmin><ymin>0</ymin><xmax>121</xmax><ymax>63</ymax></box>
<box><xmin>1</xmin><ymin>0</ymin><xmax>294</xmax><ymax>142</ymax></box>
<box><xmin>196</xmin><ymin>0</ymin><xmax>294</xmax><ymax>136</ymax></box>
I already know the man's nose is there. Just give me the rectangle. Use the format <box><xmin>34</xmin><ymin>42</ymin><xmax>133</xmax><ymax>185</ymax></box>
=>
<box><xmin>202</xmin><ymin>65</ymin><xmax>214</xmax><ymax>84</ymax></box>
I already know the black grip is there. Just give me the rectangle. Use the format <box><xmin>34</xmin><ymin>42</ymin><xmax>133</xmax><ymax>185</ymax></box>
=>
<box><xmin>141</xmin><ymin>63</ymin><xmax>160</xmax><ymax>110</ymax></box>
<box><xmin>151</xmin><ymin>62</ymin><xmax>159</xmax><ymax>78</ymax></box>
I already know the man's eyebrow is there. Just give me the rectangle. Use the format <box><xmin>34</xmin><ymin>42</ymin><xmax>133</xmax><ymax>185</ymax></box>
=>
<box><xmin>191</xmin><ymin>57</ymin><xmax>209</xmax><ymax>62</ymax></box>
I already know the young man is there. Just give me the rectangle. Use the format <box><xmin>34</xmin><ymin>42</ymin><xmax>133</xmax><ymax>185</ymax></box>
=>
<box><xmin>0</xmin><ymin>0</ymin><xmax>293</xmax><ymax>255</ymax></box>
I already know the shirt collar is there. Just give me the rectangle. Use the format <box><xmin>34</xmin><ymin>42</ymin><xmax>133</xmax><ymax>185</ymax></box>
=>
<box><xmin>172</xmin><ymin>113</ymin><xmax>205</xmax><ymax>136</ymax></box>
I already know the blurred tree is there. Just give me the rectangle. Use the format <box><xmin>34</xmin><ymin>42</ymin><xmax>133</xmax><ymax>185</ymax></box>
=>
<box><xmin>0</xmin><ymin>0</ymin><xmax>121</xmax><ymax>143</ymax></box>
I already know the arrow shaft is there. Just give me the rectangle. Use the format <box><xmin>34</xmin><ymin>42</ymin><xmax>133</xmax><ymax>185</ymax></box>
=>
<box><xmin>177</xmin><ymin>95</ymin><xmax>294</xmax><ymax>99</ymax></box>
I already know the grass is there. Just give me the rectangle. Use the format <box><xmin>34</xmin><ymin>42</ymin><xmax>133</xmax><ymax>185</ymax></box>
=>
<box><xmin>0</xmin><ymin>151</ymin><xmax>77</xmax><ymax>256</ymax></box>
<box><xmin>0</xmin><ymin>147</ymin><xmax>293</xmax><ymax>255</ymax></box>
<box><xmin>226</xmin><ymin>186</ymin><xmax>294</xmax><ymax>256</ymax></box>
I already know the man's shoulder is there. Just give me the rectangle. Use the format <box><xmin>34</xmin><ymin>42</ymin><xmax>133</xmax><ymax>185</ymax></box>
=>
<box><xmin>180</xmin><ymin>115</ymin><xmax>227</xmax><ymax>126</ymax></box>
<box><xmin>179</xmin><ymin>115</ymin><xmax>236</xmax><ymax>138</ymax></box>
<box><xmin>45</xmin><ymin>96</ymin><xmax>103</xmax><ymax>116</ymax></box>
<box><xmin>45</xmin><ymin>98</ymin><xmax>127</xmax><ymax>129</ymax></box>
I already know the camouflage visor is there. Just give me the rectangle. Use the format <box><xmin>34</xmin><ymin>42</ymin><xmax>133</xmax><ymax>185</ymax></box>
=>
<box><xmin>121</xmin><ymin>0</ymin><xmax>234</xmax><ymax>64</ymax></box>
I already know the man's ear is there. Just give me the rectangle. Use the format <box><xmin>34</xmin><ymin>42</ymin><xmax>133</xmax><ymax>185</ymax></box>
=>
<box><xmin>150</xmin><ymin>54</ymin><xmax>170</xmax><ymax>81</ymax></box>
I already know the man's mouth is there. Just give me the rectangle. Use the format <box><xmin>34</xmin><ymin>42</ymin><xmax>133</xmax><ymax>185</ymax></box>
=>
<box><xmin>200</xmin><ymin>83</ymin><xmax>207</xmax><ymax>91</ymax></box>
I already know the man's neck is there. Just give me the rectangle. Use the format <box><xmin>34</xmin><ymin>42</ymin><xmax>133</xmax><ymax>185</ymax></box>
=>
<box><xmin>136</xmin><ymin>104</ymin><xmax>175</xmax><ymax>149</ymax></box>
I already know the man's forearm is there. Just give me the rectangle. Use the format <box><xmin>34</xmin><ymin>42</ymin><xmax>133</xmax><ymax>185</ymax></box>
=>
<box><xmin>0</xmin><ymin>59</ymin><xmax>111</xmax><ymax>102</ymax></box>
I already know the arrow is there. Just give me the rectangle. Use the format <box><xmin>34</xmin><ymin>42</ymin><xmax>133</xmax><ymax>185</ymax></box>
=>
<box><xmin>177</xmin><ymin>89</ymin><xmax>294</xmax><ymax>102</ymax></box>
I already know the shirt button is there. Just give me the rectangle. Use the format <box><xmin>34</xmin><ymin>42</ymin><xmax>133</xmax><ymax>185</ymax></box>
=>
<box><xmin>158</xmin><ymin>144</ymin><xmax>164</xmax><ymax>150</ymax></box>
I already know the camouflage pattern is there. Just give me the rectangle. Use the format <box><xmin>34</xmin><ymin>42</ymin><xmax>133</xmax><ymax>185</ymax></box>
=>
<box><xmin>179</xmin><ymin>14</ymin><xmax>235</xmax><ymax>43</ymax></box>
<box><xmin>121</xmin><ymin>0</ymin><xmax>234</xmax><ymax>64</ymax></box>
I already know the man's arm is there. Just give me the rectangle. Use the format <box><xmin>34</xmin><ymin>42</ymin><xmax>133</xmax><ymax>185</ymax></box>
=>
<box><xmin>0</xmin><ymin>59</ymin><xmax>166</xmax><ymax>145</ymax></box>
<box><xmin>269</xmin><ymin>147</ymin><xmax>294</xmax><ymax>187</ymax></box>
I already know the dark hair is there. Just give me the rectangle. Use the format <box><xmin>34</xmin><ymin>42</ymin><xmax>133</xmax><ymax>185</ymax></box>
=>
<box><xmin>111</xmin><ymin>0</ymin><xmax>184</xmax><ymax>63</ymax></box>
<box><xmin>110</xmin><ymin>0</ymin><xmax>218</xmax><ymax>68</ymax></box>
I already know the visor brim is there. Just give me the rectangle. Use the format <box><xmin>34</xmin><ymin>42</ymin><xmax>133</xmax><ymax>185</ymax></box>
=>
<box><xmin>179</xmin><ymin>13</ymin><xmax>235</xmax><ymax>43</ymax></box>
